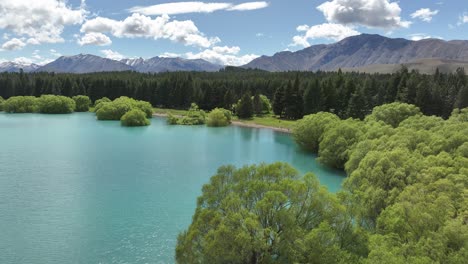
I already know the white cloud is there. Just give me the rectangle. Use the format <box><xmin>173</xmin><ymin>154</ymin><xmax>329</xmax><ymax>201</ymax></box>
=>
<box><xmin>458</xmin><ymin>14</ymin><xmax>468</xmax><ymax>25</ymax></box>
<box><xmin>409</xmin><ymin>33</ymin><xmax>442</xmax><ymax>41</ymax></box>
<box><xmin>50</xmin><ymin>49</ymin><xmax>62</xmax><ymax>57</ymax></box>
<box><xmin>317</xmin><ymin>0</ymin><xmax>410</xmax><ymax>29</ymax></box>
<box><xmin>410</xmin><ymin>8</ymin><xmax>439</xmax><ymax>22</ymax></box>
<box><xmin>160</xmin><ymin>52</ymin><xmax>180</xmax><ymax>58</ymax></box>
<box><xmin>78</xmin><ymin>32</ymin><xmax>112</xmax><ymax>46</ymax></box>
<box><xmin>291</xmin><ymin>23</ymin><xmax>360</xmax><ymax>47</ymax></box>
<box><xmin>12</xmin><ymin>57</ymin><xmax>34</xmax><ymax>65</ymax></box>
<box><xmin>81</xmin><ymin>13</ymin><xmax>219</xmax><ymax>48</ymax></box>
<box><xmin>0</xmin><ymin>0</ymin><xmax>86</xmax><ymax>44</ymax></box>
<box><xmin>185</xmin><ymin>46</ymin><xmax>259</xmax><ymax>66</ymax></box>
<box><xmin>101</xmin><ymin>49</ymin><xmax>125</xmax><ymax>60</ymax></box>
<box><xmin>26</xmin><ymin>38</ymin><xmax>41</xmax><ymax>45</ymax></box>
<box><xmin>228</xmin><ymin>2</ymin><xmax>269</xmax><ymax>11</ymax></box>
<box><xmin>2</xmin><ymin>38</ymin><xmax>26</xmax><ymax>50</ymax></box>
<box><xmin>128</xmin><ymin>1</ymin><xmax>268</xmax><ymax>15</ymax></box>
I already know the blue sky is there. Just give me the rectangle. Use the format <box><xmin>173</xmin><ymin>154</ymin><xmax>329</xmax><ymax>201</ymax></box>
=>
<box><xmin>0</xmin><ymin>0</ymin><xmax>467</xmax><ymax>66</ymax></box>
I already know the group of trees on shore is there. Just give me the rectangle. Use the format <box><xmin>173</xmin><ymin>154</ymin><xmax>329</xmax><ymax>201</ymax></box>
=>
<box><xmin>178</xmin><ymin>102</ymin><xmax>468</xmax><ymax>263</ymax></box>
<box><xmin>1</xmin><ymin>95</ymin><xmax>91</xmax><ymax>114</ymax></box>
<box><xmin>167</xmin><ymin>103</ymin><xmax>232</xmax><ymax>127</ymax></box>
<box><xmin>0</xmin><ymin>67</ymin><xmax>466</xmax><ymax>120</ymax></box>
<box><xmin>94</xmin><ymin>96</ymin><xmax>153</xmax><ymax>126</ymax></box>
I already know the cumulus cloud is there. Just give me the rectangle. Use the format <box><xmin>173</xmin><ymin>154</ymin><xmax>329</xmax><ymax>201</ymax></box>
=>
<box><xmin>0</xmin><ymin>0</ymin><xmax>86</xmax><ymax>44</ymax></box>
<box><xmin>101</xmin><ymin>49</ymin><xmax>126</xmax><ymax>60</ymax></box>
<box><xmin>78</xmin><ymin>32</ymin><xmax>112</xmax><ymax>46</ymax></box>
<box><xmin>291</xmin><ymin>23</ymin><xmax>360</xmax><ymax>47</ymax></box>
<box><xmin>2</xmin><ymin>38</ymin><xmax>26</xmax><ymax>50</ymax></box>
<box><xmin>80</xmin><ymin>13</ymin><xmax>219</xmax><ymax>48</ymax></box>
<box><xmin>128</xmin><ymin>1</ymin><xmax>268</xmax><ymax>15</ymax></box>
<box><xmin>411</xmin><ymin>8</ymin><xmax>439</xmax><ymax>22</ymax></box>
<box><xmin>185</xmin><ymin>46</ymin><xmax>259</xmax><ymax>66</ymax></box>
<box><xmin>317</xmin><ymin>0</ymin><xmax>410</xmax><ymax>29</ymax></box>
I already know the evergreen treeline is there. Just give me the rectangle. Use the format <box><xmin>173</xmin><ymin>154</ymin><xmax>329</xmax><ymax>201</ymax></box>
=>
<box><xmin>0</xmin><ymin>67</ymin><xmax>466</xmax><ymax>119</ymax></box>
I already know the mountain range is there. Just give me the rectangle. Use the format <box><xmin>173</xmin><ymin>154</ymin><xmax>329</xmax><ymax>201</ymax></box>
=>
<box><xmin>243</xmin><ymin>34</ymin><xmax>468</xmax><ymax>73</ymax></box>
<box><xmin>1</xmin><ymin>34</ymin><xmax>467</xmax><ymax>74</ymax></box>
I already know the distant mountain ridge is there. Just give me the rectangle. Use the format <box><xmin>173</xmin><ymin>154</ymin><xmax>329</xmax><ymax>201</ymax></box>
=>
<box><xmin>0</xmin><ymin>62</ymin><xmax>41</xmax><ymax>73</ymax></box>
<box><xmin>121</xmin><ymin>57</ymin><xmax>222</xmax><ymax>73</ymax></box>
<box><xmin>33</xmin><ymin>54</ymin><xmax>222</xmax><ymax>74</ymax></box>
<box><xmin>1</xmin><ymin>34</ymin><xmax>468</xmax><ymax>74</ymax></box>
<box><xmin>242</xmin><ymin>34</ymin><xmax>468</xmax><ymax>72</ymax></box>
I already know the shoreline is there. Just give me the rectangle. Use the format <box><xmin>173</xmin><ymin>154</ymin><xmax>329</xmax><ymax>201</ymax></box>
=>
<box><xmin>152</xmin><ymin>113</ymin><xmax>292</xmax><ymax>134</ymax></box>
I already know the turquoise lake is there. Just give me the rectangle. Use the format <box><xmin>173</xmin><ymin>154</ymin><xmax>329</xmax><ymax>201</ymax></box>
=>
<box><xmin>0</xmin><ymin>113</ymin><xmax>345</xmax><ymax>264</ymax></box>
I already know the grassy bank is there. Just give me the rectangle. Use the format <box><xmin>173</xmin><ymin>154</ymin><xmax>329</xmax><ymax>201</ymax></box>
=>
<box><xmin>154</xmin><ymin>107</ymin><xmax>297</xmax><ymax>131</ymax></box>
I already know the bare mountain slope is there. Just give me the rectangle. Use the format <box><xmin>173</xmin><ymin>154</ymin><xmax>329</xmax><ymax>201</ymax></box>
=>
<box><xmin>243</xmin><ymin>34</ymin><xmax>468</xmax><ymax>72</ymax></box>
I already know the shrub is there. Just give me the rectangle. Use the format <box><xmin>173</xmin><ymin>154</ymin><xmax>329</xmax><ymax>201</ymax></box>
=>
<box><xmin>167</xmin><ymin>103</ymin><xmax>206</xmax><ymax>125</ymax></box>
<box><xmin>72</xmin><ymin>95</ymin><xmax>91</xmax><ymax>112</ymax></box>
<box><xmin>121</xmin><ymin>109</ymin><xmax>151</xmax><ymax>127</ymax></box>
<box><xmin>0</xmin><ymin>96</ymin><xmax>4</xmax><ymax>111</ymax></box>
<box><xmin>4</xmin><ymin>96</ymin><xmax>38</xmax><ymax>113</ymax></box>
<box><xmin>95</xmin><ymin>96</ymin><xmax>152</xmax><ymax>121</ymax></box>
<box><xmin>37</xmin><ymin>95</ymin><xmax>76</xmax><ymax>114</ymax></box>
<box><xmin>94</xmin><ymin>97</ymin><xmax>111</xmax><ymax>107</ymax></box>
<box><xmin>94</xmin><ymin>97</ymin><xmax>111</xmax><ymax>112</ymax></box>
<box><xmin>206</xmin><ymin>108</ymin><xmax>232</xmax><ymax>127</ymax></box>
<box><xmin>167</xmin><ymin>113</ymin><xmax>179</xmax><ymax>125</ymax></box>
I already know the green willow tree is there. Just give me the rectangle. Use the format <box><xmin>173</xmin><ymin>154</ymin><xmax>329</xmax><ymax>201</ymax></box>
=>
<box><xmin>176</xmin><ymin>163</ymin><xmax>364</xmax><ymax>264</ymax></box>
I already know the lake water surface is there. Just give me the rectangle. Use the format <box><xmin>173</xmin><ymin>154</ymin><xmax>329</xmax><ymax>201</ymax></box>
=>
<box><xmin>0</xmin><ymin>113</ymin><xmax>344</xmax><ymax>263</ymax></box>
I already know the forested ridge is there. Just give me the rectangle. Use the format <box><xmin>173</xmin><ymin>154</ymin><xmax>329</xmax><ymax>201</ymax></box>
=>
<box><xmin>0</xmin><ymin>67</ymin><xmax>466</xmax><ymax>120</ymax></box>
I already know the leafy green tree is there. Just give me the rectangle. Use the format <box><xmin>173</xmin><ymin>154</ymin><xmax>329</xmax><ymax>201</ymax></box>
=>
<box><xmin>121</xmin><ymin>109</ymin><xmax>151</xmax><ymax>127</ymax></box>
<box><xmin>72</xmin><ymin>95</ymin><xmax>91</xmax><ymax>112</ymax></box>
<box><xmin>169</xmin><ymin>103</ymin><xmax>206</xmax><ymax>125</ymax></box>
<box><xmin>206</xmin><ymin>108</ymin><xmax>232</xmax><ymax>127</ymax></box>
<box><xmin>318</xmin><ymin>119</ymin><xmax>363</xmax><ymax>169</ymax></box>
<box><xmin>95</xmin><ymin>96</ymin><xmax>152</xmax><ymax>121</ymax></box>
<box><xmin>236</xmin><ymin>92</ymin><xmax>254</xmax><ymax>119</ymax></box>
<box><xmin>449</xmin><ymin>108</ymin><xmax>468</xmax><ymax>123</ymax></box>
<box><xmin>0</xmin><ymin>96</ymin><xmax>4</xmax><ymax>111</ymax></box>
<box><xmin>252</xmin><ymin>92</ymin><xmax>262</xmax><ymax>115</ymax></box>
<box><xmin>259</xmin><ymin>94</ymin><xmax>272</xmax><ymax>114</ymax></box>
<box><xmin>3</xmin><ymin>96</ymin><xmax>38</xmax><ymax>113</ymax></box>
<box><xmin>94</xmin><ymin>97</ymin><xmax>111</xmax><ymax>107</ymax></box>
<box><xmin>365</xmin><ymin>102</ymin><xmax>421</xmax><ymax>128</ymax></box>
<box><xmin>37</xmin><ymin>95</ymin><xmax>76</xmax><ymax>114</ymax></box>
<box><xmin>293</xmin><ymin>112</ymin><xmax>340</xmax><ymax>153</ymax></box>
<box><xmin>176</xmin><ymin>162</ymin><xmax>356</xmax><ymax>264</ymax></box>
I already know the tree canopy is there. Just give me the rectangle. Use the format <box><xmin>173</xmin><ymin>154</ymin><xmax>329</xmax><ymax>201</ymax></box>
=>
<box><xmin>290</xmin><ymin>102</ymin><xmax>468</xmax><ymax>263</ymax></box>
<box><xmin>206</xmin><ymin>108</ymin><xmax>232</xmax><ymax>127</ymax></box>
<box><xmin>72</xmin><ymin>95</ymin><xmax>91</xmax><ymax>112</ymax></box>
<box><xmin>121</xmin><ymin>109</ymin><xmax>151</xmax><ymax>127</ymax></box>
<box><xmin>176</xmin><ymin>162</ymin><xmax>364</xmax><ymax>264</ymax></box>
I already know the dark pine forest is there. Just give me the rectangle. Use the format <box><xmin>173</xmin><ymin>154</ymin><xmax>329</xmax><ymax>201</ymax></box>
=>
<box><xmin>0</xmin><ymin>67</ymin><xmax>467</xmax><ymax>119</ymax></box>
